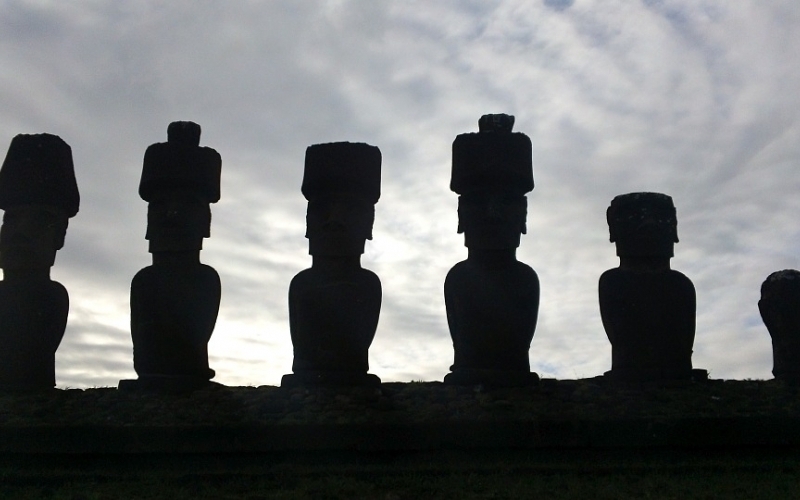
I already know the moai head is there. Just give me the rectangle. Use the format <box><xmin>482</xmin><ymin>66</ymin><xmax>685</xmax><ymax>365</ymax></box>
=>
<box><xmin>607</xmin><ymin>192</ymin><xmax>678</xmax><ymax>258</ymax></box>
<box><xmin>759</xmin><ymin>270</ymin><xmax>800</xmax><ymax>381</ymax></box>
<box><xmin>302</xmin><ymin>142</ymin><xmax>381</xmax><ymax>256</ymax></box>
<box><xmin>140</xmin><ymin>122</ymin><xmax>221</xmax><ymax>253</ymax></box>
<box><xmin>0</xmin><ymin>134</ymin><xmax>79</xmax><ymax>271</ymax></box>
<box><xmin>451</xmin><ymin>114</ymin><xmax>533</xmax><ymax>249</ymax></box>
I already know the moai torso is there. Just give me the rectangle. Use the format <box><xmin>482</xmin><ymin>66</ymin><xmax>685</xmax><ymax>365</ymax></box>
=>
<box><xmin>289</xmin><ymin>259</ymin><xmax>381</xmax><ymax>374</ymax></box>
<box><xmin>123</xmin><ymin>122</ymin><xmax>221</xmax><ymax>391</ymax></box>
<box><xmin>444</xmin><ymin>115</ymin><xmax>540</xmax><ymax>387</ymax></box>
<box><xmin>283</xmin><ymin>142</ymin><xmax>382</xmax><ymax>388</ymax></box>
<box><xmin>759</xmin><ymin>270</ymin><xmax>800</xmax><ymax>382</ymax></box>
<box><xmin>599</xmin><ymin>192</ymin><xmax>701</xmax><ymax>383</ymax></box>
<box><xmin>0</xmin><ymin>134</ymin><xmax>78</xmax><ymax>390</ymax></box>
<box><xmin>599</xmin><ymin>265</ymin><xmax>695</xmax><ymax>380</ymax></box>
<box><xmin>130</xmin><ymin>261</ymin><xmax>220</xmax><ymax>379</ymax></box>
<box><xmin>0</xmin><ymin>278</ymin><xmax>68</xmax><ymax>388</ymax></box>
<box><xmin>445</xmin><ymin>251</ymin><xmax>539</xmax><ymax>372</ymax></box>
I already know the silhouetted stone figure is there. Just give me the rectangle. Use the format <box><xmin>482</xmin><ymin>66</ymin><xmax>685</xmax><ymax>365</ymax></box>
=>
<box><xmin>759</xmin><ymin>270</ymin><xmax>800</xmax><ymax>382</ymax></box>
<box><xmin>599</xmin><ymin>192</ymin><xmax>705</xmax><ymax>383</ymax></box>
<box><xmin>120</xmin><ymin>122</ymin><xmax>221</xmax><ymax>392</ymax></box>
<box><xmin>282</xmin><ymin>142</ymin><xmax>382</xmax><ymax>388</ymax></box>
<box><xmin>0</xmin><ymin>134</ymin><xmax>79</xmax><ymax>390</ymax></box>
<box><xmin>444</xmin><ymin>114</ymin><xmax>540</xmax><ymax>387</ymax></box>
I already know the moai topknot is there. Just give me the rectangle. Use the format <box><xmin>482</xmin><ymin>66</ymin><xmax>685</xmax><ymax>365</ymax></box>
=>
<box><xmin>121</xmin><ymin>121</ymin><xmax>222</xmax><ymax>391</ymax></box>
<box><xmin>759</xmin><ymin>270</ymin><xmax>800</xmax><ymax>382</ymax></box>
<box><xmin>599</xmin><ymin>192</ymin><xmax>705</xmax><ymax>383</ymax></box>
<box><xmin>0</xmin><ymin>134</ymin><xmax>79</xmax><ymax>390</ymax></box>
<box><xmin>444</xmin><ymin>114</ymin><xmax>540</xmax><ymax>387</ymax></box>
<box><xmin>282</xmin><ymin>142</ymin><xmax>382</xmax><ymax>388</ymax></box>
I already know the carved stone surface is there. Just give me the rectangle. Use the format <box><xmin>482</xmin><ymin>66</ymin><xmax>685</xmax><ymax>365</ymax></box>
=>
<box><xmin>759</xmin><ymin>270</ymin><xmax>800</xmax><ymax>382</ymax></box>
<box><xmin>282</xmin><ymin>142</ymin><xmax>382</xmax><ymax>388</ymax></box>
<box><xmin>599</xmin><ymin>192</ymin><xmax>704</xmax><ymax>383</ymax></box>
<box><xmin>121</xmin><ymin>122</ymin><xmax>221</xmax><ymax>392</ymax></box>
<box><xmin>444</xmin><ymin>115</ymin><xmax>540</xmax><ymax>387</ymax></box>
<box><xmin>0</xmin><ymin>134</ymin><xmax>78</xmax><ymax>390</ymax></box>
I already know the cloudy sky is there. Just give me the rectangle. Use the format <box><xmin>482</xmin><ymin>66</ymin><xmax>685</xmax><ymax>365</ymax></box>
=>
<box><xmin>1</xmin><ymin>0</ymin><xmax>798</xmax><ymax>388</ymax></box>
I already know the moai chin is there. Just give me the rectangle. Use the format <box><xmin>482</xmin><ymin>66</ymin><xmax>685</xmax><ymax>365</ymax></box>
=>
<box><xmin>282</xmin><ymin>142</ymin><xmax>382</xmax><ymax>388</ymax></box>
<box><xmin>120</xmin><ymin>121</ymin><xmax>222</xmax><ymax>392</ymax></box>
<box><xmin>599</xmin><ymin>192</ymin><xmax>705</xmax><ymax>383</ymax></box>
<box><xmin>443</xmin><ymin>114</ymin><xmax>540</xmax><ymax>387</ymax></box>
<box><xmin>759</xmin><ymin>270</ymin><xmax>800</xmax><ymax>383</ymax></box>
<box><xmin>0</xmin><ymin>134</ymin><xmax>79</xmax><ymax>390</ymax></box>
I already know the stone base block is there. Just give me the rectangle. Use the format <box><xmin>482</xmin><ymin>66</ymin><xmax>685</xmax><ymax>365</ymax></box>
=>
<box><xmin>281</xmin><ymin>371</ymin><xmax>381</xmax><ymax>389</ymax></box>
<box><xmin>444</xmin><ymin>369</ymin><xmax>539</xmax><ymax>388</ymax></box>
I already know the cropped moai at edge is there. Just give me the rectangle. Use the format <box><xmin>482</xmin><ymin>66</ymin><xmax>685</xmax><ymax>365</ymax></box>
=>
<box><xmin>759</xmin><ymin>270</ymin><xmax>800</xmax><ymax>382</ymax></box>
<box><xmin>0</xmin><ymin>134</ymin><xmax>79</xmax><ymax>390</ymax></box>
<box><xmin>444</xmin><ymin>114</ymin><xmax>540</xmax><ymax>387</ymax></box>
<box><xmin>120</xmin><ymin>122</ymin><xmax>222</xmax><ymax>392</ymax></box>
<box><xmin>283</xmin><ymin>142</ymin><xmax>382</xmax><ymax>388</ymax></box>
<box><xmin>599</xmin><ymin>192</ymin><xmax>706</xmax><ymax>383</ymax></box>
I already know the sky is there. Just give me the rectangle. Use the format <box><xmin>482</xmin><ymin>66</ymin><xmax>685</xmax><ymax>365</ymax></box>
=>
<box><xmin>1</xmin><ymin>0</ymin><xmax>798</xmax><ymax>388</ymax></box>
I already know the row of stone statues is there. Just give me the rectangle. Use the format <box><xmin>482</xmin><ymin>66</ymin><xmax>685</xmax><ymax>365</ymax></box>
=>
<box><xmin>0</xmin><ymin>115</ymin><xmax>797</xmax><ymax>391</ymax></box>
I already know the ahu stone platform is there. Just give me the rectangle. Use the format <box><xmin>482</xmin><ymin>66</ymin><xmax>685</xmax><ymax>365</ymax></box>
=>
<box><xmin>2</xmin><ymin>379</ymin><xmax>800</xmax><ymax>454</ymax></box>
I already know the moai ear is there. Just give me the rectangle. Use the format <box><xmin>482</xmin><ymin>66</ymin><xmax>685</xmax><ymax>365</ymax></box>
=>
<box><xmin>606</xmin><ymin>205</ymin><xmax>618</xmax><ymax>243</ymax></box>
<box><xmin>54</xmin><ymin>216</ymin><xmax>68</xmax><ymax>250</ymax></box>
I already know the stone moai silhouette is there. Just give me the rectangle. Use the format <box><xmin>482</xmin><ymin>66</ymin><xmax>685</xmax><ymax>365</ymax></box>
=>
<box><xmin>282</xmin><ymin>142</ymin><xmax>382</xmax><ymax>388</ymax></box>
<box><xmin>443</xmin><ymin>114</ymin><xmax>540</xmax><ymax>387</ymax></box>
<box><xmin>759</xmin><ymin>270</ymin><xmax>800</xmax><ymax>382</ymax></box>
<box><xmin>121</xmin><ymin>121</ymin><xmax>221</xmax><ymax>391</ymax></box>
<box><xmin>599</xmin><ymin>192</ymin><xmax>705</xmax><ymax>383</ymax></box>
<box><xmin>0</xmin><ymin>134</ymin><xmax>79</xmax><ymax>390</ymax></box>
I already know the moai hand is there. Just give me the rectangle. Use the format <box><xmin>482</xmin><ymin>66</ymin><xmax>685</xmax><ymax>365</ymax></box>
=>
<box><xmin>443</xmin><ymin>114</ymin><xmax>540</xmax><ymax>387</ymax></box>
<box><xmin>121</xmin><ymin>122</ymin><xmax>221</xmax><ymax>392</ymax></box>
<box><xmin>0</xmin><ymin>134</ymin><xmax>79</xmax><ymax>390</ymax></box>
<box><xmin>282</xmin><ymin>142</ymin><xmax>382</xmax><ymax>388</ymax></box>
<box><xmin>599</xmin><ymin>192</ymin><xmax>705</xmax><ymax>383</ymax></box>
<box><xmin>759</xmin><ymin>270</ymin><xmax>800</xmax><ymax>383</ymax></box>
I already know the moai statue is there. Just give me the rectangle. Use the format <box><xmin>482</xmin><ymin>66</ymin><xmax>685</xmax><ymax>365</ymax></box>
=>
<box><xmin>599</xmin><ymin>192</ymin><xmax>705</xmax><ymax>383</ymax></box>
<box><xmin>282</xmin><ymin>142</ymin><xmax>382</xmax><ymax>388</ymax></box>
<box><xmin>120</xmin><ymin>122</ymin><xmax>221</xmax><ymax>391</ymax></box>
<box><xmin>0</xmin><ymin>134</ymin><xmax>79</xmax><ymax>390</ymax></box>
<box><xmin>759</xmin><ymin>270</ymin><xmax>800</xmax><ymax>382</ymax></box>
<box><xmin>443</xmin><ymin>114</ymin><xmax>540</xmax><ymax>387</ymax></box>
